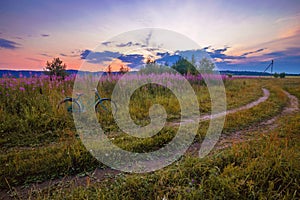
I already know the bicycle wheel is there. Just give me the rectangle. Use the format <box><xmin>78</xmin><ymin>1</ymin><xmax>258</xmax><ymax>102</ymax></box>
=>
<box><xmin>58</xmin><ymin>98</ymin><xmax>82</xmax><ymax>113</ymax></box>
<box><xmin>95</xmin><ymin>98</ymin><xmax>117</xmax><ymax>116</ymax></box>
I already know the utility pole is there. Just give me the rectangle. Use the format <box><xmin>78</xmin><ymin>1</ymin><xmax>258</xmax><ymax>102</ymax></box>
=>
<box><xmin>264</xmin><ymin>60</ymin><xmax>274</xmax><ymax>74</ymax></box>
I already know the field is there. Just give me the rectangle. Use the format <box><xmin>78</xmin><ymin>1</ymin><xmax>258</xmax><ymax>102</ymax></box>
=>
<box><xmin>0</xmin><ymin>74</ymin><xmax>299</xmax><ymax>199</ymax></box>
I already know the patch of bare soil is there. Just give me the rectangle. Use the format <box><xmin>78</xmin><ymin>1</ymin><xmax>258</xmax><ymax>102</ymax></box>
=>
<box><xmin>170</xmin><ymin>88</ymin><xmax>270</xmax><ymax>126</ymax></box>
<box><xmin>0</xmin><ymin>168</ymin><xmax>122</xmax><ymax>200</ymax></box>
<box><xmin>187</xmin><ymin>90</ymin><xmax>299</xmax><ymax>156</ymax></box>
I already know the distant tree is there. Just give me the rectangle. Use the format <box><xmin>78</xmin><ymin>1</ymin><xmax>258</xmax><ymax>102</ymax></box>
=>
<box><xmin>273</xmin><ymin>72</ymin><xmax>279</xmax><ymax>78</ymax></box>
<box><xmin>44</xmin><ymin>57</ymin><xmax>68</xmax><ymax>80</ymax></box>
<box><xmin>107</xmin><ymin>65</ymin><xmax>112</xmax><ymax>75</ymax></box>
<box><xmin>119</xmin><ymin>65</ymin><xmax>129</xmax><ymax>74</ymax></box>
<box><xmin>146</xmin><ymin>56</ymin><xmax>155</xmax><ymax>64</ymax></box>
<box><xmin>199</xmin><ymin>58</ymin><xmax>215</xmax><ymax>73</ymax></box>
<box><xmin>279</xmin><ymin>72</ymin><xmax>286</xmax><ymax>78</ymax></box>
<box><xmin>191</xmin><ymin>54</ymin><xmax>196</xmax><ymax>66</ymax></box>
<box><xmin>139</xmin><ymin>62</ymin><xmax>172</xmax><ymax>74</ymax></box>
<box><xmin>171</xmin><ymin>58</ymin><xmax>198</xmax><ymax>75</ymax></box>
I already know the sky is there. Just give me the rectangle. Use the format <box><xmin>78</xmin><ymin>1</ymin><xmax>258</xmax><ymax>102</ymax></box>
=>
<box><xmin>0</xmin><ymin>0</ymin><xmax>299</xmax><ymax>73</ymax></box>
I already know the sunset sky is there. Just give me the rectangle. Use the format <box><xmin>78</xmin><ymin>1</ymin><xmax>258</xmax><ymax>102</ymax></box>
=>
<box><xmin>0</xmin><ymin>0</ymin><xmax>299</xmax><ymax>73</ymax></box>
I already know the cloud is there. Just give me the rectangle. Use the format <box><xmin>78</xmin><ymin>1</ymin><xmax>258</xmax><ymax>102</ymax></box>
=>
<box><xmin>203</xmin><ymin>46</ymin><xmax>211</xmax><ymax>51</ymax></box>
<box><xmin>259</xmin><ymin>47</ymin><xmax>300</xmax><ymax>60</ymax></box>
<box><xmin>78</xmin><ymin>45</ymin><xmax>300</xmax><ymax>73</ymax></box>
<box><xmin>207</xmin><ymin>47</ymin><xmax>245</xmax><ymax>61</ymax></box>
<box><xmin>80</xmin><ymin>49</ymin><xmax>146</xmax><ymax>68</ymax></box>
<box><xmin>60</xmin><ymin>53</ymin><xmax>79</xmax><ymax>57</ymax></box>
<box><xmin>0</xmin><ymin>38</ymin><xmax>20</xmax><ymax>49</ymax></box>
<box><xmin>116</xmin><ymin>41</ymin><xmax>145</xmax><ymax>47</ymax></box>
<box><xmin>14</xmin><ymin>36</ymin><xmax>23</xmax><ymax>40</ymax></box>
<box><xmin>241</xmin><ymin>48</ymin><xmax>265</xmax><ymax>56</ymax></box>
<box><xmin>80</xmin><ymin>49</ymin><xmax>122</xmax><ymax>64</ymax></box>
<box><xmin>41</xmin><ymin>34</ymin><xmax>50</xmax><ymax>37</ymax></box>
<box><xmin>215</xmin><ymin>46</ymin><xmax>300</xmax><ymax>73</ymax></box>
<box><xmin>275</xmin><ymin>12</ymin><xmax>300</xmax><ymax>23</ymax></box>
<box><xmin>26</xmin><ymin>57</ymin><xmax>42</xmax><ymax>62</ymax></box>
<box><xmin>213</xmin><ymin>47</ymin><xmax>229</xmax><ymax>54</ymax></box>
<box><xmin>118</xmin><ymin>54</ymin><xmax>144</xmax><ymax>68</ymax></box>
<box><xmin>258</xmin><ymin>27</ymin><xmax>300</xmax><ymax>50</ymax></box>
<box><xmin>40</xmin><ymin>53</ymin><xmax>52</xmax><ymax>57</ymax></box>
<box><xmin>102</xmin><ymin>41</ymin><xmax>112</xmax><ymax>46</ymax></box>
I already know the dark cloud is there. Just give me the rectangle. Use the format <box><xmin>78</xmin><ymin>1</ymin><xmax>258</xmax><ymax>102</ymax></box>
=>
<box><xmin>241</xmin><ymin>48</ymin><xmax>265</xmax><ymax>56</ymax></box>
<box><xmin>26</xmin><ymin>57</ymin><xmax>42</xmax><ymax>62</ymax></box>
<box><xmin>60</xmin><ymin>52</ymin><xmax>80</xmax><ymax>57</ymax></box>
<box><xmin>118</xmin><ymin>54</ymin><xmax>145</xmax><ymax>68</ymax></box>
<box><xmin>175</xmin><ymin>49</ymin><xmax>207</xmax><ymax>62</ymax></box>
<box><xmin>207</xmin><ymin>48</ymin><xmax>244</xmax><ymax>60</ymax></box>
<box><xmin>41</xmin><ymin>34</ymin><xmax>50</xmax><ymax>37</ymax></box>
<box><xmin>197</xmin><ymin>46</ymin><xmax>242</xmax><ymax>61</ymax></box>
<box><xmin>157</xmin><ymin>52</ymin><xmax>170</xmax><ymax>57</ymax></box>
<box><xmin>213</xmin><ymin>47</ymin><xmax>229</xmax><ymax>54</ymax></box>
<box><xmin>0</xmin><ymin>38</ymin><xmax>20</xmax><ymax>49</ymax></box>
<box><xmin>80</xmin><ymin>49</ymin><xmax>145</xmax><ymax>67</ymax></box>
<box><xmin>102</xmin><ymin>41</ymin><xmax>112</xmax><ymax>46</ymax></box>
<box><xmin>203</xmin><ymin>46</ymin><xmax>211</xmax><ymax>50</ymax></box>
<box><xmin>40</xmin><ymin>53</ymin><xmax>52</xmax><ymax>57</ymax></box>
<box><xmin>80</xmin><ymin>49</ymin><xmax>122</xmax><ymax>64</ymax></box>
<box><xmin>116</xmin><ymin>41</ymin><xmax>144</xmax><ymax>47</ymax></box>
<box><xmin>246</xmin><ymin>47</ymin><xmax>300</xmax><ymax>61</ymax></box>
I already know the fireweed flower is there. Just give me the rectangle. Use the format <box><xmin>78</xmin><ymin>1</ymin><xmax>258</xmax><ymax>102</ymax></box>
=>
<box><xmin>19</xmin><ymin>87</ymin><xmax>25</xmax><ymax>91</ymax></box>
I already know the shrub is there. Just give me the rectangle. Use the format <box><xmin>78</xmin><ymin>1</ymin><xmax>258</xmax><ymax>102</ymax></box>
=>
<box><xmin>279</xmin><ymin>72</ymin><xmax>286</xmax><ymax>78</ymax></box>
<box><xmin>227</xmin><ymin>74</ymin><xmax>233</xmax><ymax>78</ymax></box>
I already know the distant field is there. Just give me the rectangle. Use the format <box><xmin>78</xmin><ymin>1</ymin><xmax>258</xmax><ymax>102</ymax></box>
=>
<box><xmin>0</xmin><ymin>74</ymin><xmax>299</xmax><ymax>199</ymax></box>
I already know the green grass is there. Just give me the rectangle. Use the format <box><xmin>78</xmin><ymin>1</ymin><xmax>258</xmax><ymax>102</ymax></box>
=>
<box><xmin>0</xmin><ymin>76</ymin><xmax>299</xmax><ymax>199</ymax></box>
<box><xmin>30</xmin><ymin>112</ymin><xmax>300</xmax><ymax>200</ymax></box>
<box><xmin>30</xmin><ymin>79</ymin><xmax>299</xmax><ymax>200</ymax></box>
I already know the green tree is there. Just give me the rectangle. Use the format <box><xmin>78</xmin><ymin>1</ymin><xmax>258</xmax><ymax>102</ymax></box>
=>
<box><xmin>44</xmin><ymin>57</ymin><xmax>68</xmax><ymax>80</ymax></box>
<box><xmin>273</xmin><ymin>72</ymin><xmax>279</xmax><ymax>78</ymax></box>
<box><xmin>139</xmin><ymin>63</ymin><xmax>172</xmax><ymax>74</ymax></box>
<box><xmin>191</xmin><ymin>54</ymin><xmax>196</xmax><ymax>66</ymax></box>
<box><xmin>171</xmin><ymin>58</ymin><xmax>198</xmax><ymax>75</ymax></box>
<box><xmin>199</xmin><ymin>58</ymin><xmax>215</xmax><ymax>73</ymax></box>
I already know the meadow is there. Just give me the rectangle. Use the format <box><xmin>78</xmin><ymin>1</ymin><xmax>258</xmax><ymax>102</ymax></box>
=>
<box><xmin>0</xmin><ymin>73</ymin><xmax>299</xmax><ymax>199</ymax></box>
